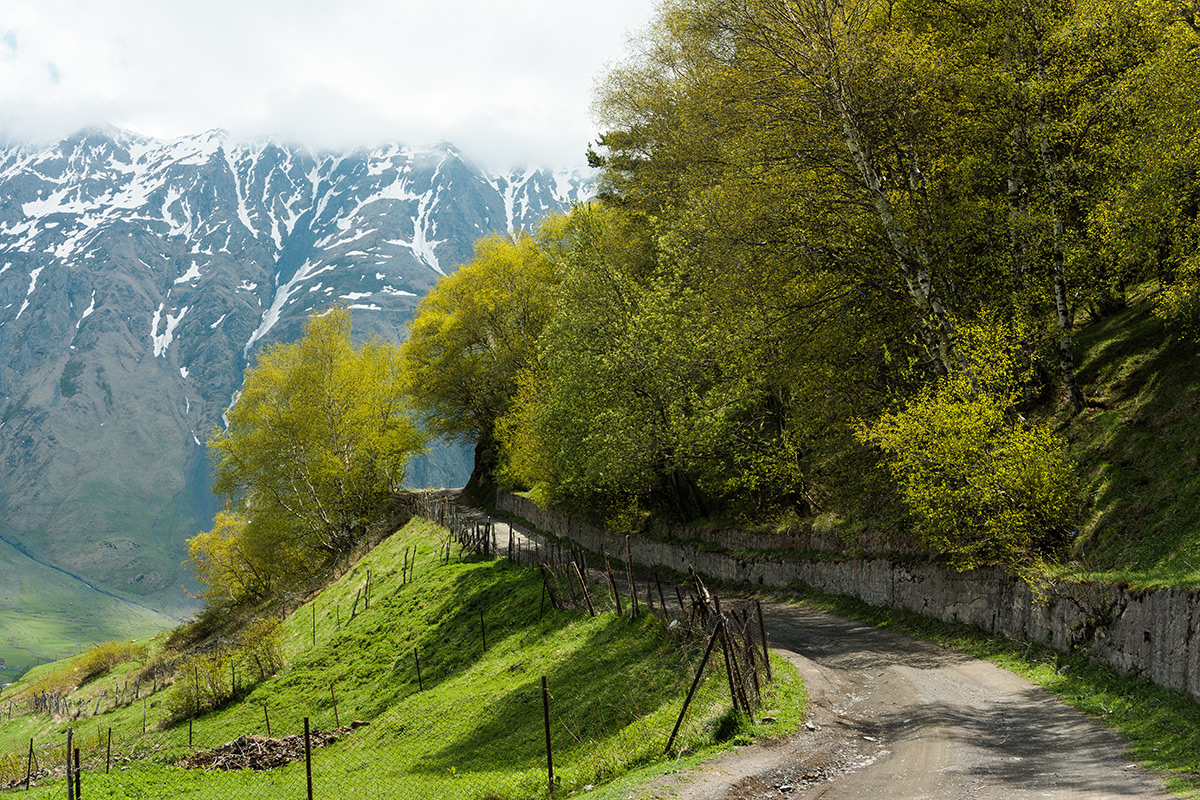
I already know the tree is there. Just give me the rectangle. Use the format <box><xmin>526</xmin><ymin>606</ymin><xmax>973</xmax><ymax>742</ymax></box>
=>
<box><xmin>495</xmin><ymin>203</ymin><xmax>876</xmax><ymax>525</ymax></box>
<box><xmin>207</xmin><ymin>307</ymin><xmax>424</xmax><ymax>566</ymax></box>
<box><xmin>186</xmin><ymin>510</ymin><xmax>292</xmax><ymax>604</ymax></box>
<box><xmin>595</xmin><ymin>0</ymin><xmax>980</xmax><ymax>375</ymax></box>
<box><xmin>1090</xmin><ymin>1</ymin><xmax>1200</xmax><ymax>331</ymax></box>
<box><xmin>400</xmin><ymin>227</ymin><xmax>561</xmax><ymax>495</ymax></box>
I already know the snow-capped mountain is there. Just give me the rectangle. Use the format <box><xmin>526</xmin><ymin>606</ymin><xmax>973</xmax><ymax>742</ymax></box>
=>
<box><xmin>0</xmin><ymin>127</ymin><xmax>590</xmax><ymax>622</ymax></box>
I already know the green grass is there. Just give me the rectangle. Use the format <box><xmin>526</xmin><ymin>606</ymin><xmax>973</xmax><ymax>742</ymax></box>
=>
<box><xmin>783</xmin><ymin>584</ymin><xmax>1200</xmax><ymax>797</ymax></box>
<box><xmin>1048</xmin><ymin>296</ymin><xmax>1200</xmax><ymax>588</ymax></box>
<box><xmin>0</xmin><ymin>537</ymin><xmax>174</xmax><ymax>676</ymax></box>
<box><xmin>0</xmin><ymin>518</ymin><xmax>805</xmax><ymax>798</ymax></box>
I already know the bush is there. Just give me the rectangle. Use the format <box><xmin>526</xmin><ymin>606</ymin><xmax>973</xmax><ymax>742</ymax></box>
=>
<box><xmin>859</xmin><ymin>317</ymin><xmax>1080</xmax><ymax>570</ymax></box>
<box><xmin>164</xmin><ymin>618</ymin><xmax>284</xmax><ymax>722</ymax></box>
<box><xmin>25</xmin><ymin>640</ymin><xmax>148</xmax><ymax>698</ymax></box>
<box><xmin>234</xmin><ymin>617</ymin><xmax>285</xmax><ymax>682</ymax></box>
<box><xmin>166</xmin><ymin>651</ymin><xmax>231</xmax><ymax>722</ymax></box>
<box><xmin>74</xmin><ymin>641</ymin><xmax>148</xmax><ymax>683</ymax></box>
<box><xmin>0</xmin><ymin>749</ymin><xmax>23</xmax><ymax>787</ymax></box>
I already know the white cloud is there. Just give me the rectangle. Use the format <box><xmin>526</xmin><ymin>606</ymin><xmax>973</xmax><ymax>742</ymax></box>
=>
<box><xmin>0</xmin><ymin>0</ymin><xmax>658</xmax><ymax>167</ymax></box>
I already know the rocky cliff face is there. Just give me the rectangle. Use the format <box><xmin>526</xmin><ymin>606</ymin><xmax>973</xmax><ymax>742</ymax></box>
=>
<box><xmin>0</xmin><ymin>128</ymin><xmax>588</xmax><ymax>623</ymax></box>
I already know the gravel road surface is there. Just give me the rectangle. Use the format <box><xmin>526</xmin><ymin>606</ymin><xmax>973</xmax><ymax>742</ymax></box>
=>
<box><xmin>640</xmin><ymin>602</ymin><xmax>1175</xmax><ymax>799</ymax></box>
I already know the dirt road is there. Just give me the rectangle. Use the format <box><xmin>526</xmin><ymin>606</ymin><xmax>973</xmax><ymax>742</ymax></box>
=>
<box><xmin>642</xmin><ymin>602</ymin><xmax>1175</xmax><ymax>799</ymax></box>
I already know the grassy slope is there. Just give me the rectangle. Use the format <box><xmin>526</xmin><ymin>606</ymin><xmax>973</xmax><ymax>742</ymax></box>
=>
<box><xmin>0</xmin><ymin>518</ymin><xmax>805</xmax><ymax>799</ymax></box>
<box><xmin>1050</xmin><ymin>296</ymin><xmax>1200</xmax><ymax>587</ymax></box>
<box><xmin>0</xmin><ymin>538</ymin><xmax>175</xmax><ymax>676</ymax></box>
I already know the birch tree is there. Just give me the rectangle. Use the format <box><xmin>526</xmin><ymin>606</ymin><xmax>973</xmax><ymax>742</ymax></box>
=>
<box><xmin>208</xmin><ymin>307</ymin><xmax>424</xmax><ymax>561</ymax></box>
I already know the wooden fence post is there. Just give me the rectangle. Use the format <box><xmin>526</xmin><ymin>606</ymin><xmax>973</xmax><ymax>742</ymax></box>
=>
<box><xmin>744</xmin><ymin>632</ymin><xmax>762</xmax><ymax>706</ymax></box>
<box><xmin>666</xmin><ymin>625</ymin><xmax>722</xmax><ymax>754</ymax></box>
<box><xmin>73</xmin><ymin>747</ymin><xmax>80</xmax><ymax>800</ymax></box>
<box><xmin>538</xmin><ymin>564</ymin><xmax>563</xmax><ymax>610</ymax></box>
<box><xmin>565</xmin><ymin>563</ymin><xmax>578</xmax><ymax>607</ymax></box>
<box><xmin>24</xmin><ymin>738</ymin><xmax>33</xmax><ymax>790</ymax></box>
<box><xmin>541</xmin><ymin>676</ymin><xmax>554</xmax><ymax>797</ymax></box>
<box><xmin>715</xmin><ymin>608</ymin><xmax>751</xmax><ymax>714</ymax></box>
<box><xmin>571</xmin><ymin>563</ymin><xmax>595</xmax><ymax>617</ymax></box>
<box><xmin>304</xmin><ymin>717</ymin><xmax>314</xmax><ymax>800</ymax></box>
<box><xmin>106</xmin><ymin>728</ymin><xmax>111</xmax><ymax>774</ymax></box>
<box><xmin>604</xmin><ymin>556</ymin><xmax>623</xmax><ymax>617</ymax></box>
<box><xmin>66</xmin><ymin>730</ymin><xmax>75</xmax><ymax>800</ymax></box>
<box><xmin>756</xmin><ymin>600</ymin><xmax>772</xmax><ymax>682</ymax></box>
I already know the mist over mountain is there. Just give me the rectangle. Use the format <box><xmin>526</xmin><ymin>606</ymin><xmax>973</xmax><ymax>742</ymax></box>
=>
<box><xmin>0</xmin><ymin>127</ymin><xmax>590</xmax><ymax>650</ymax></box>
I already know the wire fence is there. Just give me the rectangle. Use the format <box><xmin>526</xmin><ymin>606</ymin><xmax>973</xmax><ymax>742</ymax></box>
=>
<box><xmin>0</xmin><ymin>495</ymin><xmax>780</xmax><ymax>799</ymax></box>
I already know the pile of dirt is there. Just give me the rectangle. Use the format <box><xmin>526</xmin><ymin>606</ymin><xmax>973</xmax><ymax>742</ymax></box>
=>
<box><xmin>177</xmin><ymin>721</ymin><xmax>368</xmax><ymax>771</ymax></box>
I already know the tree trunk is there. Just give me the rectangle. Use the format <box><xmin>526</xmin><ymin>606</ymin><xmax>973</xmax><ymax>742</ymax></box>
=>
<box><xmin>1049</xmin><ymin>215</ymin><xmax>1087</xmax><ymax>409</ymax></box>
<box><xmin>463</xmin><ymin>434</ymin><xmax>499</xmax><ymax>505</ymax></box>
<box><xmin>1036</xmin><ymin>41</ymin><xmax>1087</xmax><ymax>411</ymax></box>
<box><xmin>838</xmin><ymin>107</ymin><xmax>963</xmax><ymax>375</ymax></box>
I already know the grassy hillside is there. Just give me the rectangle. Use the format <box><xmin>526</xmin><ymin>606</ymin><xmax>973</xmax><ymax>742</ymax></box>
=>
<box><xmin>0</xmin><ymin>517</ymin><xmax>804</xmax><ymax>799</ymax></box>
<box><xmin>0</xmin><ymin>537</ymin><xmax>176</xmax><ymax>678</ymax></box>
<box><xmin>1052</xmin><ymin>295</ymin><xmax>1200</xmax><ymax>588</ymax></box>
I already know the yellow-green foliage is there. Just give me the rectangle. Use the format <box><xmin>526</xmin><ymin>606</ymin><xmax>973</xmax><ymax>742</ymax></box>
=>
<box><xmin>26</xmin><ymin>640</ymin><xmax>148</xmax><ymax>697</ymax></box>
<box><xmin>187</xmin><ymin>511</ymin><xmax>292</xmax><ymax>605</ymax></box>
<box><xmin>166</xmin><ymin>651</ymin><xmax>231</xmax><ymax>722</ymax></box>
<box><xmin>860</xmin><ymin>317</ymin><xmax>1080</xmax><ymax>569</ymax></box>
<box><xmin>165</xmin><ymin>617</ymin><xmax>283</xmax><ymax>721</ymax></box>
<box><xmin>205</xmin><ymin>306</ymin><xmax>423</xmax><ymax>592</ymax></box>
<box><xmin>0</xmin><ymin>749</ymin><xmax>24</xmax><ymax>786</ymax></box>
<box><xmin>75</xmin><ymin>641</ymin><xmax>148</xmax><ymax>682</ymax></box>
<box><xmin>234</xmin><ymin>616</ymin><xmax>285</xmax><ymax>680</ymax></box>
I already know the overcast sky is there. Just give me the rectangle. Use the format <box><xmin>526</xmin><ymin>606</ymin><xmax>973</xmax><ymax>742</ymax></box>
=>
<box><xmin>0</xmin><ymin>0</ymin><xmax>659</xmax><ymax>169</ymax></box>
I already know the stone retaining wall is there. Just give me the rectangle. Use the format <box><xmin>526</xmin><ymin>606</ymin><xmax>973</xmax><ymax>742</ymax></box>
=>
<box><xmin>643</xmin><ymin>518</ymin><xmax>915</xmax><ymax>555</ymax></box>
<box><xmin>498</xmin><ymin>492</ymin><xmax>1200</xmax><ymax>704</ymax></box>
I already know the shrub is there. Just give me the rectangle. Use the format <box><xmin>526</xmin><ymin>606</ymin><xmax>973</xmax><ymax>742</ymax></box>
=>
<box><xmin>164</xmin><ymin>618</ymin><xmax>284</xmax><ymax>722</ymax></box>
<box><xmin>25</xmin><ymin>640</ymin><xmax>148</xmax><ymax>698</ymax></box>
<box><xmin>234</xmin><ymin>617</ymin><xmax>285</xmax><ymax>681</ymax></box>
<box><xmin>74</xmin><ymin>641</ymin><xmax>149</xmax><ymax>684</ymax></box>
<box><xmin>859</xmin><ymin>317</ymin><xmax>1081</xmax><ymax>570</ymax></box>
<box><xmin>165</xmin><ymin>651</ymin><xmax>231</xmax><ymax>722</ymax></box>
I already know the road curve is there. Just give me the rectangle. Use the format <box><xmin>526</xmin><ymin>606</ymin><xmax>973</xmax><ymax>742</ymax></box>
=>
<box><xmin>642</xmin><ymin>602</ymin><xmax>1175</xmax><ymax>800</ymax></box>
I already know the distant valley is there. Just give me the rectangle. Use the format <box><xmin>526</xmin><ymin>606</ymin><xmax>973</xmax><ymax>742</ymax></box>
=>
<box><xmin>0</xmin><ymin>128</ymin><xmax>590</xmax><ymax>670</ymax></box>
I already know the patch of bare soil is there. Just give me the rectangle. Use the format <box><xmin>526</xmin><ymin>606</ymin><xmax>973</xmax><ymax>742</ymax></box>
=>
<box><xmin>177</xmin><ymin>721</ymin><xmax>368</xmax><ymax>771</ymax></box>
